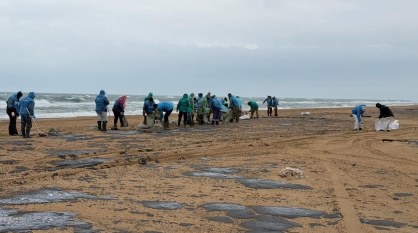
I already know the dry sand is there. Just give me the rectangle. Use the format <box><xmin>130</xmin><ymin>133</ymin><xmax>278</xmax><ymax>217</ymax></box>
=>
<box><xmin>0</xmin><ymin>106</ymin><xmax>417</xmax><ymax>233</ymax></box>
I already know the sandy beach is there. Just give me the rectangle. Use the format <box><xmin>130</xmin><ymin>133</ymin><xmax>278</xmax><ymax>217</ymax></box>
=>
<box><xmin>0</xmin><ymin>106</ymin><xmax>417</xmax><ymax>233</ymax></box>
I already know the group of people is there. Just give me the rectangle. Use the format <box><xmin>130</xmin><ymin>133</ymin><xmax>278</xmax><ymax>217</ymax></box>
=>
<box><xmin>5</xmin><ymin>90</ymin><xmax>396</xmax><ymax>137</ymax></box>
<box><xmin>5</xmin><ymin>91</ymin><xmax>36</xmax><ymax>138</ymax></box>
<box><xmin>351</xmin><ymin>103</ymin><xmax>395</xmax><ymax>131</ymax></box>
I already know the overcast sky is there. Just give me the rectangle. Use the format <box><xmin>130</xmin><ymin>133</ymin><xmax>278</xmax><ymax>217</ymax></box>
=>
<box><xmin>0</xmin><ymin>0</ymin><xmax>417</xmax><ymax>99</ymax></box>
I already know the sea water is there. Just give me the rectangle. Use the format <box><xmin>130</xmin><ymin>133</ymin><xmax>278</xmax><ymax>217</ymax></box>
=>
<box><xmin>0</xmin><ymin>92</ymin><xmax>417</xmax><ymax>119</ymax></box>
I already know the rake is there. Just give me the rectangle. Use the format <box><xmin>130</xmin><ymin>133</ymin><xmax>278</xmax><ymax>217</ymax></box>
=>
<box><xmin>26</xmin><ymin>108</ymin><xmax>47</xmax><ymax>137</ymax></box>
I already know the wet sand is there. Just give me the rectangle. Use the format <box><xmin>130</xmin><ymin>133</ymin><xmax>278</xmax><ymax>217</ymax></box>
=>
<box><xmin>0</xmin><ymin>106</ymin><xmax>417</xmax><ymax>232</ymax></box>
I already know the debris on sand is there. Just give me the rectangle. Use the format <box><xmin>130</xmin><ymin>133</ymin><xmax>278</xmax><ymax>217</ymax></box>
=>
<box><xmin>46</xmin><ymin>128</ymin><xmax>60</xmax><ymax>136</ymax></box>
<box><xmin>279</xmin><ymin>167</ymin><xmax>305</xmax><ymax>179</ymax></box>
<box><xmin>89</xmin><ymin>125</ymin><xmax>98</xmax><ymax>131</ymax></box>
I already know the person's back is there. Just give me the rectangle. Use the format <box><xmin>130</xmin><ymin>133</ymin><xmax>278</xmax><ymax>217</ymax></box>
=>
<box><xmin>376</xmin><ymin>104</ymin><xmax>394</xmax><ymax>118</ymax></box>
<box><xmin>272</xmin><ymin>98</ymin><xmax>279</xmax><ymax>107</ymax></box>
<box><xmin>352</xmin><ymin>105</ymin><xmax>365</xmax><ymax>116</ymax></box>
<box><xmin>19</xmin><ymin>92</ymin><xmax>36</xmax><ymax>138</ymax></box>
<box><xmin>212</xmin><ymin>97</ymin><xmax>222</xmax><ymax>109</ymax></box>
<box><xmin>158</xmin><ymin>101</ymin><xmax>174</xmax><ymax>112</ymax></box>
<box><xmin>229</xmin><ymin>95</ymin><xmax>239</xmax><ymax>108</ymax></box>
<box><xmin>19</xmin><ymin>92</ymin><xmax>36</xmax><ymax>117</ymax></box>
<box><xmin>95</xmin><ymin>90</ymin><xmax>109</xmax><ymax>114</ymax></box>
<box><xmin>177</xmin><ymin>94</ymin><xmax>190</xmax><ymax>112</ymax></box>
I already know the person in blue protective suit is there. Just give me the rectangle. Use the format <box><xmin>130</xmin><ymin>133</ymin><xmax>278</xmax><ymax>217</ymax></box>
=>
<box><xmin>197</xmin><ymin>93</ymin><xmax>203</xmax><ymax>103</ymax></box>
<box><xmin>211</xmin><ymin>96</ymin><xmax>222</xmax><ymax>125</ymax></box>
<box><xmin>6</xmin><ymin>91</ymin><xmax>23</xmax><ymax>136</ymax></box>
<box><xmin>157</xmin><ymin>101</ymin><xmax>174</xmax><ymax>129</ymax></box>
<box><xmin>19</xmin><ymin>92</ymin><xmax>36</xmax><ymax>138</ymax></box>
<box><xmin>95</xmin><ymin>90</ymin><xmax>110</xmax><ymax>131</ymax></box>
<box><xmin>228</xmin><ymin>93</ymin><xmax>240</xmax><ymax>123</ymax></box>
<box><xmin>351</xmin><ymin>105</ymin><xmax>366</xmax><ymax>131</ymax></box>
<box><xmin>143</xmin><ymin>97</ymin><xmax>155</xmax><ymax>115</ymax></box>
<box><xmin>272</xmin><ymin>96</ymin><xmax>279</xmax><ymax>116</ymax></box>
<box><xmin>143</xmin><ymin>92</ymin><xmax>153</xmax><ymax>124</ymax></box>
<box><xmin>176</xmin><ymin>94</ymin><xmax>190</xmax><ymax>127</ymax></box>
<box><xmin>263</xmin><ymin>96</ymin><xmax>273</xmax><ymax>116</ymax></box>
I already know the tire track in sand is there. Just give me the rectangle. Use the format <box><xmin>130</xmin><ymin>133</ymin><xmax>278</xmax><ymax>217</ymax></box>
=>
<box><xmin>325</xmin><ymin>161</ymin><xmax>367</xmax><ymax>233</ymax></box>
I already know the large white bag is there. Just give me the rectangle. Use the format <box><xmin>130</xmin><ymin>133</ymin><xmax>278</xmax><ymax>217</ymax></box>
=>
<box><xmin>375</xmin><ymin>119</ymin><xmax>399</xmax><ymax>131</ymax></box>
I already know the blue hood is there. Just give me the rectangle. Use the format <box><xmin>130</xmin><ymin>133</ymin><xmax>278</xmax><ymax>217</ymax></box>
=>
<box><xmin>28</xmin><ymin>92</ymin><xmax>36</xmax><ymax>99</ymax></box>
<box><xmin>100</xmin><ymin>90</ymin><xmax>106</xmax><ymax>95</ymax></box>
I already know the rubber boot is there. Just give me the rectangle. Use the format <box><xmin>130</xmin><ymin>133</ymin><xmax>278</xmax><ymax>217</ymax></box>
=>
<box><xmin>102</xmin><ymin>121</ymin><xmax>107</xmax><ymax>131</ymax></box>
<box><xmin>216</xmin><ymin>121</ymin><xmax>219</xmax><ymax>125</ymax></box>
<box><xmin>97</xmin><ymin>121</ymin><xmax>102</xmax><ymax>131</ymax></box>
<box><xmin>21</xmin><ymin>125</ymin><xmax>26</xmax><ymax>138</ymax></box>
<box><xmin>211</xmin><ymin>119</ymin><xmax>215</xmax><ymax>125</ymax></box>
<box><xmin>26</xmin><ymin>128</ymin><xmax>31</xmax><ymax>138</ymax></box>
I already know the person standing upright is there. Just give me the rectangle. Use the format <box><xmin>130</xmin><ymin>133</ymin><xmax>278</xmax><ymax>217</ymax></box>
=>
<box><xmin>6</xmin><ymin>91</ymin><xmax>23</xmax><ymax>136</ymax></box>
<box><xmin>112</xmin><ymin>95</ymin><xmax>127</xmax><ymax>129</ymax></box>
<box><xmin>272</xmin><ymin>96</ymin><xmax>279</xmax><ymax>116</ymax></box>
<box><xmin>263</xmin><ymin>96</ymin><xmax>273</xmax><ymax>116</ymax></box>
<box><xmin>143</xmin><ymin>92</ymin><xmax>153</xmax><ymax>125</ymax></box>
<box><xmin>19</xmin><ymin>92</ymin><xmax>36</xmax><ymax>138</ymax></box>
<box><xmin>177</xmin><ymin>94</ymin><xmax>190</xmax><ymax>127</ymax></box>
<box><xmin>95</xmin><ymin>90</ymin><xmax>110</xmax><ymax>131</ymax></box>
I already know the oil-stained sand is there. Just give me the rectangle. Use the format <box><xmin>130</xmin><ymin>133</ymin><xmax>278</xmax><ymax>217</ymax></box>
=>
<box><xmin>0</xmin><ymin>106</ymin><xmax>417</xmax><ymax>232</ymax></box>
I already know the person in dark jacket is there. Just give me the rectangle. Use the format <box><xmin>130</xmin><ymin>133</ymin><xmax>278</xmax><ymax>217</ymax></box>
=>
<box><xmin>95</xmin><ymin>90</ymin><xmax>110</xmax><ymax>131</ymax></box>
<box><xmin>376</xmin><ymin>103</ymin><xmax>394</xmax><ymax>131</ymax></box>
<box><xmin>6</xmin><ymin>91</ymin><xmax>23</xmax><ymax>136</ymax></box>
<box><xmin>19</xmin><ymin>92</ymin><xmax>36</xmax><ymax>138</ymax></box>
<box><xmin>112</xmin><ymin>95</ymin><xmax>127</xmax><ymax>129</ymax></box>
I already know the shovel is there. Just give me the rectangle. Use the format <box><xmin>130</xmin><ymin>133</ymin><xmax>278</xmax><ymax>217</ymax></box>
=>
<box><xmin>26</xmin><ymin>108</ymin><xmax>47</xmax><ymax>137</ymax></box>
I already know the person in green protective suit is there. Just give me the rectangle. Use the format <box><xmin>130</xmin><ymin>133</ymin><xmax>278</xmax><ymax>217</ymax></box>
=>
<box><xmin>248</xmin><ymin>101</ymin><xmax>259</xmax><ymax>119</ymax></box>
<box><xmin>143</xmin><ymin>92</ymin><xmax>153</xmax><ymax>125</ymax></box>
<box><xmin>176</xmin><ymin>94</ymin><xmax>190</xmax><ymax>127</ymax></box>
<box><xmin>188</xmin><ymin>93</ymin><xmax>195</xmax><ymax>126</ymax></box>
<box><xmin>197</xmin><ymin>96</ymin><xmax>208</xmax><ymax>125</ymax></box>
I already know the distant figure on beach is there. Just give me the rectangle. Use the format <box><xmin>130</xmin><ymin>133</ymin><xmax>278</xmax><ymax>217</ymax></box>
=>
<box><xmin>351</xmin><ymin>104</ymin><xmax>366</xmax><ymax>131</ymax></box>
<box><xmin>197</xmin><ymin>93</ymin><xmax>203</xmax><ymax>103</ymax></box>
<box><xmin>19</xmin><ymin>92</ymin><xmax>36</xmax><ymax>138</ymax></box>
<box><xmin>177</xmin><ymin>94</ymin><xmax>190</xmax><ymax>127</ymax></box>
<box><xmin>248</xmin><ymin>101</ymin><xmax>259</xmax><ymax>119</ymax></box>
<box><xmin>197</xmin><ymin>95</ymin><xmax>208</xmax><ymax>125</ymax></box>
<box><xmin>376</xmin><ymin>103</ymin><xmax>394</xmax><ymax>132</ymax></box>
<box><xmin>188</xmin><ymin>93</ymin><xmax>195</xmax><ymax>126</ymax></box>
<box><xmin>206</xmin><ymin>92</ymin><xmax>212</xmax><ymax>123</ymax></box>
<box><xmin>112</xmin><ymin>95</ymin><xmax>127</xmax><ymax>130</ymax></box>
<box><xmin>272</xmin><ymin>96</ymin><xmax>279</xmax><ymax>116</ymax></box>
<box><xmin>143</xmin><ymin>97</ymin><xmax>155</xmax><ymax>117</ymax></box>
<box><xmin>6</xmin><ymin>91</ymin><xmax>23</xmax><ymax>136</ymax></box>
<box><xmin>228</xmin><ymin>93</ymin><xmax>240</xmax><ymax>123</ymax></box>
<box><xmin>211</xmin><ymin>96</ymin><xmax>222</xmax><ymax>125</ymax></box>
<box><xmin>263</xmin><ymin>96</ymin><xmax>273</xmax><ymax>116</ymax></box>
<box><xmin>95</xmin><ymin>90</ymin><xmax>110</xmax><ymax>131</ymax></box>
<box><xmin>158</xmin><ymin>101</ymin><xmax>174</xmax><ymax>129</ymax></box>
<box><xmin>143</xmin><ymin>92</ymin><xmax>153</xmax><ymax>125</ymax></box>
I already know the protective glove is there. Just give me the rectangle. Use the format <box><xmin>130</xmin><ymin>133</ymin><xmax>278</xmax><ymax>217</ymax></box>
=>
<box><xmin>11</xmin><ymin>112</ymin><xmax>15</xmax><ymax>117</ymax></box>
